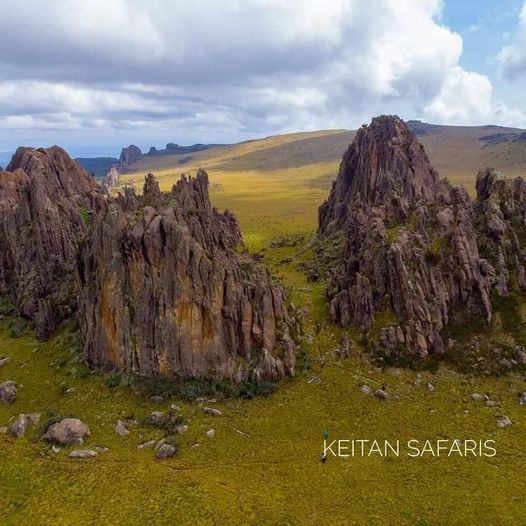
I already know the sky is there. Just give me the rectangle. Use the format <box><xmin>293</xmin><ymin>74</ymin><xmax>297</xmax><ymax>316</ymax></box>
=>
<box><xmin>0</xmin><ymin>0</ymin><xmax>525</xmax><ymax>161</ymax></box>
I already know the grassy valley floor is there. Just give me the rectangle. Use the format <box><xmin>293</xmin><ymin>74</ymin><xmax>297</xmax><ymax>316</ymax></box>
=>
<box><xmin>2</xmin><ymin>133</ymin><xmax>526</xmax><ymax>525</ymax></box>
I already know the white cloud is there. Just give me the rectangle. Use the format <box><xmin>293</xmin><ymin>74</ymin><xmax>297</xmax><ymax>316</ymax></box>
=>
<box><xmin>0</xmin><ymin>0</ymin><xmax>523</xmax><ymax>149</ymax></box>
<box><xmin>499</xmin><ymin>2</ymin><xmax>526</xmax><ymax>77</ymax></box>
<box><xmin>423</xmin><ymin>66</ymin><xmax>525</xmax><ymax>126</ymax></box>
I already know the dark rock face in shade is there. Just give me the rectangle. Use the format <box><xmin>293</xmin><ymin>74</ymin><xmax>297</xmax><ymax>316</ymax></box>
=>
<box><xmin>0</xmin><ymin>146</ymin><xmax>102</xmax><ymax>339</ymax></box>
<box><xmin>78</xmin><ymin>170</ymin><xmax>298</xmax><ymax>381</ymax></box>
<box><xmin>319</xmin><ymin>115</ymin><xmax>526</xmax><ymax>359</ymax></box>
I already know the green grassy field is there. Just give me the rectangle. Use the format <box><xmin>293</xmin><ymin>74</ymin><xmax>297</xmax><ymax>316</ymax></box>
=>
<box><xmin>2</xmin><ymin>128</ymin><xmax>526</xmax><ymax>525</ymax></box>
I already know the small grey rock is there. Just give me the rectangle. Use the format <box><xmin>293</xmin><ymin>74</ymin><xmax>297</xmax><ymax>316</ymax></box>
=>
<box><xmin>206</xmin><ymin>428</ymin><xmax>216</xmax><ymax>438</ymax></box>
<box><xmin>176</xmin><ymin>425</ymin><xmax>188</xmax><ymax>434</ymax></box>
<box><xmin>149</xmin><ymin>411</ymin><xmax>165</xmax><ymax>424</ymax></box>
<box><xmin>518</xmin><ymin>391</ymin><xmax>526</xmax><ymax>406</ymax></box>
<box><xmin>170</xmin><ymin>404</ymin><xmax>182</xmax><ymax>411</ymax></box>
<box><xmin>471</xmin><ymin>393</ymin><xmax>487</xmax><ymax>402</ymax></box>
<box><xmin>374</xmin><ymin>389</ymin><xmax>389</xmax><ymax>400</ymax></box>
<box><xmin>486</xmin><ymin>400</ymin><xmax>498</xmax><ymax>407</ymax></box>
<box><xmin>137</xmin><ymin>440</ymin><xmax>157</xmax><ymax>450</ymax></box>
<box><xmin>10</xmin><ymin>414</ymin><xmax>29</xmax><ymax>438</ymax></box>
<box><xmin>51</xmin><ymin>445</ymin><xmax>61</xmax><ymax>454</ymax></box>
<box><xmin>427</xmin><ymin>382</ymin><xmax>435</xmax><ymax>392</ymax></box>
<box><xmin>95</xmin><ymin>446</ymin><xmax>109</xmax><ymax>453</ymax></box>
<box><xmin>203</xmin><ymin>407</ymin><xmax>222</xmax><ymax>417</ymax></box>
<box><xmin>154</xmin><ymin>439</ymin><xmax>177</xmax><ymax>459</ymax></box>
<box><xmin>0</xmin><ymin>381</ymin><xmax>17</xmax><ymax>404</ymax></box>
<box><xmin>69</xmin><ymin>450</ymin><xmax>97</xmax><ymax>459</ymax></box>
<box><xmin>497</xmin><ymin>415</ymin><xmax>513</xmax><ymax>428</ymax></box>
<box><xmin>115</xmin><ymin>419</ymin><xmax>130</xmax><ymax>437</ymax></box>
<box><xmin>360</xmin><ymin>384</ymin><xmax>373</xmax><ymax>396</ymax></box>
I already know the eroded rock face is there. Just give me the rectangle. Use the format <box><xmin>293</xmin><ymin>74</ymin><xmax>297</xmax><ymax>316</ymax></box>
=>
<box><xmin>0</xmin><ymin>147</ymin><xmax>102</xmax><ymax>339</ymax></box>
<box><xmin>319</xmin><ymin>115</ymin><xmax>526</xmax><ymax>360</ymax></box>
<box><xmin>78</xmin><ymin>170</ymin><xmax>297</xmax><ymax>381</ymax></box>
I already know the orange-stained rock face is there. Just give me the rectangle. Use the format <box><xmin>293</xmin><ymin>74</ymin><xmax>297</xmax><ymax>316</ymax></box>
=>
<box><xmin>78</xmin><ymin>171</ymin><xmax>298</xmax><ymax>381</ymax></box>
<box><xmin>0</xmin><ymin>146</ymin><xmax>103</xmax><ymax>339</ymax></box>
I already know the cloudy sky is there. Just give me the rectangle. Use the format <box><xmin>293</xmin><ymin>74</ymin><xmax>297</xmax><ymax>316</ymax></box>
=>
<box><xmin>0</xmin><ymin>0</ymin><xmax>525</xmax><ymax>160</ymax></box>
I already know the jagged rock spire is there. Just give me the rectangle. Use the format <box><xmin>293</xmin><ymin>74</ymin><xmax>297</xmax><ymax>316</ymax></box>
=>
<box><xmin>319</xmin><ymin>116</ymin><xmax>526</xmax><ymax>356</ymax></box>
<box><xmin>0</xmin><ymin>146</ymin><xmax>103</xmax><ymax>339</ymax></box>
<box><xmin>319</xmin><ymin>115</ymin><xmax>439</xmax><ymax>233</ymax></box>
<box><xmin>78</xmin><ymin>169</ymin><xmax>297</xmax><ymax>381</ymax></box>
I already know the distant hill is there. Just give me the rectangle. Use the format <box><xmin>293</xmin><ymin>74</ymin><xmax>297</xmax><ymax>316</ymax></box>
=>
<box><xmin>76</xmin><ymin>157</ymin><xmax>118</xmax><ymax>178</ymax></box>
<box><xmin>76</xmin><ymin>142</ymin><xmax>223</xmax><ymax>179</ymax></box>
<box><xmin>146</xmin><ymin>142</ymin><xmax>223</xmax><ymax>157</ymax></box>
<box><xmin>122</xmin><ymin>120</ymin><xmax>526</xmax><ymax>195</ymax></box>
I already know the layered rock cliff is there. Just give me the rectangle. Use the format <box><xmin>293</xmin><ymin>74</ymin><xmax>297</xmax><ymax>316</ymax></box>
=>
<box><xmin>319</xmin><ymin>116</ymin><xmax>526</xmax><ymax>360</ymax></box>
<box><xmin>0</xmin><ymin>147</ymin><xmax>102</xmax><ymax>339</ymax></box>
<box><xmin>78</xmin><ymin>171</ymin><xmax>297</xmax><ymax>381</ymax></box>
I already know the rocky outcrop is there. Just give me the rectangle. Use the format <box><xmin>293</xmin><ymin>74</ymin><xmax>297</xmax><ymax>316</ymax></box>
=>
<box><xmin>119</xmin><ymin>145</ymin><xmax>144</xmax><ymax>171</ymax></box>
<box><xmin>0</xmin><ymin>147</ymin><xmax>102</xmax><ymax>339</ymax></box>
<box><xmin>78</xmin><ymin>170</ymin><xmax>297</xmax><ymax>381</ymax></box>
<box><xmin>319</xmin><ymin>115</ymin><xmax>526</xmax><ymax>360</ymax></box>
<box><xmin>101</xmin><ymin>166</ymin><xmax>120</xmax><ymax>194</ymax></box>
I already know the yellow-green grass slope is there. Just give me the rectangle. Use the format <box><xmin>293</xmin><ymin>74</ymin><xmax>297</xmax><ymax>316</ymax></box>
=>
<box><xmin>1</xmin><ymin>126</ymin><xmax>526</xmax><ymax>525</ymax></box>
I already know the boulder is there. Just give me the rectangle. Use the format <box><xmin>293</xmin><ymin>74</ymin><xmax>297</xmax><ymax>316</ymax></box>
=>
<box><xmin>115</xmin><ymin>420</ymin><xmax>130</xmax><ymax>437</ymax></box>
<box><xmin>154</xmin><ymin>439</ymin><xmax>177</xmax><ymax>459</ymax></box>
<box><xmin>497</xmin><ymin>415</ymin><xmax>513</xmax><ymax>428</ymax></box>
<box><xmin>43</xmin><ymin>418</ymin><xmax>91</xmax><ymax>445</ymax></box>
<box><xmin>0</xmin><ymin>381</ymin><xmax>17</xmax><ymax>404</ymax></box>
<box><xmin>9</xmin><ymin>414</ymin><xmax>29</xmax><ymax>438</ymax></box>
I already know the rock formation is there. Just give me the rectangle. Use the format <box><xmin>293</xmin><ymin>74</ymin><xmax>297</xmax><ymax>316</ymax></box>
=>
<box><xmin>78</xmin><ymin>170</ymin><xmax>297</xmax><ymax>381</ymax></box>
<box><xmin>0</xmin><ymin>147</ymin><xmax>102</xmax><ymax>339</ymax></box>
<box><xmin>118</xmin><ymin>145</ymin><xmax>144</xmax><ymax>171</ymax></box>
<box><xmin>318</xmin><ymin>115</ymin><xmax>526</xmax><ymax>360</ymax></box>
<box><xmin>101</xmin><ymin>165</ymin><xmax>120</xmax><ymax>194</ymax></box>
